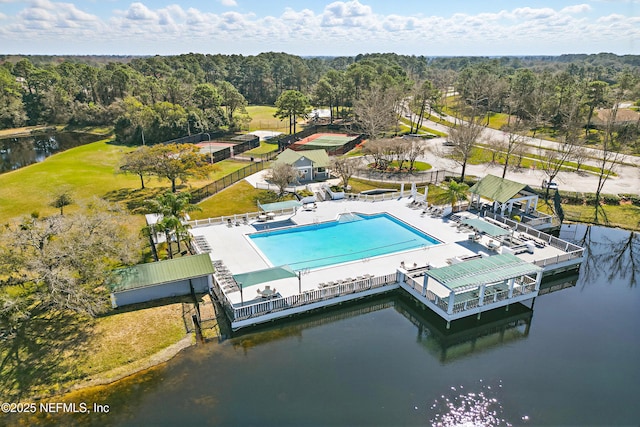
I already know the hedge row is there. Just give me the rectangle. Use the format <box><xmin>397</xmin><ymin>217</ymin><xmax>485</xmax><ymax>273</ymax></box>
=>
<box><xmin>558</xmin><ymin>191</ymin><xmax>640</xmax><ymax>206</ymax></box>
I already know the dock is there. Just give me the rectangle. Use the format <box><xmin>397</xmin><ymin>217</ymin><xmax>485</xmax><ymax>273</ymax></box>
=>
<box><xmin>190</xmin><ymin>197</ymin><xmax>583</xmax><ymax>331</ymax></box>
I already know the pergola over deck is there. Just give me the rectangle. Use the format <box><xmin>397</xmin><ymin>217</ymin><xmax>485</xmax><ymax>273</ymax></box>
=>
<box><xmin>461</xmin><ymin>217</ymin><xmax>511</xmax><ymax>237</ymax></box>
<box><xmin>468</xmin><ymin>175</ymin><xmax>539</xmax><ymax>216</ymax></box>
<box><xmin>419</xmin><ymin>253</ymin><xmax>543</xmax><ymax>321</ymax></box>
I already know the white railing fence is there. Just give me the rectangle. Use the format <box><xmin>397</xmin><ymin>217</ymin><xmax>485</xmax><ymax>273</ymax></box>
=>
<box><xmin>227</xmin><ymin>272</ymin><xmax>399</xmax><ymax>322</ymax></box>
<box><xmin>188</xmin><ymin>207</ymin><xmax>298</xmax><ymax>228</ymax></box>
<box><xmin>344</xmin><ymin>191</ymin><xmax>403</xmax><ymax>202</ymax></box>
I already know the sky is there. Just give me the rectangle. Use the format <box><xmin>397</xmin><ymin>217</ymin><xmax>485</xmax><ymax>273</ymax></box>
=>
<box><xmin>0</xmin><ymin>0</ymin><xmax>638</xmax><ymax>56</ymax></box>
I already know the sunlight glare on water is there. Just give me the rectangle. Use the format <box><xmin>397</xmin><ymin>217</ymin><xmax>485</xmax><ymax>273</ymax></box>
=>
<box><xmin>429</xmin><ymin>380</ymin><xmax>521</xmax><ymax>427</ymax></box>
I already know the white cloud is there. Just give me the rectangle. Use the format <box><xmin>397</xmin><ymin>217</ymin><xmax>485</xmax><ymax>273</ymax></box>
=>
<box><xmin>512</xmin><ymin>7</ymin><xmax>556</xmax><ymax>20</ymax></box>
<box><xmin>125</xmin><ymin>2</ymin><xmax>157</xmax><ymax>21</ymax></box>
<box><xmin>321</xmin><ymin>0</ymin><xmax>376</xmax><ymax>27</ymax></box>
<box><xmin>0</xmin><ymin>1</ymin><xmax>636</xmax><ymax>55</ymax></box>
<box><xmin>219</xmin><ymin>0</ymin><xmax>237</xmax><ymax>6</ymax></box>
<box><xmin>561</xmin><ymin>4</ymin><xmax>592</xmax><ymax>14</ymax></box>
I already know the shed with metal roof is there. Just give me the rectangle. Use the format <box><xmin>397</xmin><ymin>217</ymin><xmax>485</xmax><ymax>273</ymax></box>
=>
<box><xmin>110</xmin><ymin>253</ymin><xmax>214</xmax><ymax>307</ymax></box>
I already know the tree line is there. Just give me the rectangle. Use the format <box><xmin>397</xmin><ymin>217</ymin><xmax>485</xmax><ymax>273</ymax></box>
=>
<box><xmin>2</xmin><ymin>52</ymin><xmax>638</xmax><ymax>143</ymax></box>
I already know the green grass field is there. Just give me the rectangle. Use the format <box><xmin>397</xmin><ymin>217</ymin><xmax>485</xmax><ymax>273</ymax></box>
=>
<box><xmin>193</xmin><ymin>180</ymin><xmax>296</xmax><ymax>219</ymax></box>
<box><xmin>538</xmin><ymin>202</ymin><xmax>640</xmax><ymax>230</ymax></box>
<box><xmin>0</xmin><ymin>139</ymin><xmax>252</xmax><ymax>222</ymax></box>
<box><xmin>246</xmin><ymin>105</ymin><xmax>292</xmax><ymax>133</ymax></box>
<box><xmin>0</xmin><ymin>139</ymin><xmax>140</xmax><ymax>221</ymax></box>
<box><xmin>245</xmin><ymin>141</ymin><xmax>279</xmax><ymax>155</ymax></box>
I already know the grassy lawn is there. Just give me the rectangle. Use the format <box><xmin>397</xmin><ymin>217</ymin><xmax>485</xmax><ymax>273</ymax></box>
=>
<box><xmin>364</xmin><ymin>161</ymin><xmax>432</xmax><ymax>172</ymax></box>
<box><xmin>0</xmin><ymin>134</ymin><xmax>205</xmax><ymax>400</ymax></box>
<box><xmin>347</xmin><ymin>178</ymin><xmax>448</xmax><ymax>205</ymax></box>
<box><xmin>246</xmin><ymin>105</ymin><xmax>291</xmax><ymax>133</ymax></box>
<box><xmin>0</xmin><ymin>139</ymin><xmax>249</xmax><ymax>222</ymax></box>
<box><xmin>193</xmin><ymin>179</ymin><xmax>296</xmax><ymax>219</ymax></box>
<box><xmin>484</xmin><ymin>111</ymin><xmax>510</xmax><ymax>129</ymax></box>
<box><xmin>0</xmin><ymin>139</ymin><xmax>142</xmax><ymax>221</ymax></box>
<box><xmin>0</xmin><ymin>302</ymin><xmax>187</xmax><ymax>401</ymax></box>
<box><xmin>0</xmin><ymin>125</ymin><xmax>59</xmax><ymax>138</ymax></box>
<box><xmin>399</xmin><ymin>118</ymin><xmax>447</xmax><ymax>137</ymax></box>
<box><xmin>79</xmin><ymin>303</ymin><xmax>186</xmax><ymax>378</ymax></box>
<box><xmin>245</xmin><ymin>141</ymin><xmax>279</xmax><ymax>155</ymax></box>
<box><xmin>538</xmin><ymin>201</ymin><xmax>640</xmax><ymax>230</ymax></box>
<box><xmin>468</xmin><ymin>144</ymin><xmax>616</xmax><ymax>176</ymax></box>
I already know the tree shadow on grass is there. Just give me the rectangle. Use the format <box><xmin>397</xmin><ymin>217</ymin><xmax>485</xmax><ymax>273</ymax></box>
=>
<box><xmin>0</xmin><ymin>310</ymin><xmax>92</xmax><ymax>401</ymax></box>
<box><xmin>102</xmin><ymin>187</ymin><xmax>167</xmax><ymax>213</ymax></box>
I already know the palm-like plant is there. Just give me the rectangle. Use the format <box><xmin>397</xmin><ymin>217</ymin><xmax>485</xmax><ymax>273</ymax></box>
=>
<box><xmin>441</xmin><ymin>180</ymin><xmax>469</xmax><ymax>212</ymax></box>
<box><xmin>145</xmin><ymin>191</ymin><xmax>202</xmax><ymax>259</ymax></box>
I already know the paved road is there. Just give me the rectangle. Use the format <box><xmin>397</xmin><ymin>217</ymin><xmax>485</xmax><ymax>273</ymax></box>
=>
<box><xmin>402</xmin><ymin>109</ymin><xmax>640</xmax><ymax>196</ymax></box>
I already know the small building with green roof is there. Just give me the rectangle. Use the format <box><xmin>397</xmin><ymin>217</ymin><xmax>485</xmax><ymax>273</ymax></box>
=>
<box><xmin>273</xmin><ymin>148</ymin><xmax>330</xmax><ymax>181</ymax></box>
<box><xmin>468</xmin><ymin>174</ymin><xmax>539</xmax><ymax>216</ymax></box>
<box><xmin>110</xmin><ymin>253</ymin><xmax>214</xmax><ymax>308</ymax></box>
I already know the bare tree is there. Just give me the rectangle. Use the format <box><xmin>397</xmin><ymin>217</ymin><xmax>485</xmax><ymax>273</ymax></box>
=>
<box><xmin>484</xmin><ymin>137</ymin><xmax>506</xmax><ymax>165</ymax></box>
<box><xmin>391</xmin><ymin>139</ymin><xmax>411</xmax><ymax>171</ymax></box>
<box><xmin>448</xmin><ymin>119</ymin><xmax>484</xmax><ymax>181</ymax></box>
<box><xmin>330</xmin><ymin>157</ymin><xmax>357</xmax><ymax>190</ymax></box>
<box><xmin>594</xmin><ymin>104</ymin><xmax>622</xmax><ymax>223</ymax></box>
<box><xmin>537</xmin><ymin>102</ymin><xmax>584</xmax><ymax>199</ymax></box>
<box><xmin>0</xmin><ymin>199</ymin><xmax>142</xmax><ymax>326</ymax></box>
<box><xmin>570</xmin><ymin>144</ymin><xmax>590</xmax><ymax>172</ymax></box>
<box><xmin>362</xmin><ymin>138</ymin><xmax>392</xmax><ymax>170</ymax></box>
<box><xmin>353</xmin><ymin>86</ymin><xmax>398</xmax><ymax>139</ymax></box>
<box><xmin>500</xmin><ymin>122</ymin><xmax>528</xmax><ymax>178</ymax></box>
<box><xmin>266</xmin><ymin>162</ymin><xmax>298</xmax><ymax>197</ymax></box>
<box><xmin>406</xmin><ymin>140</ymin><xmax>426</xmax><ymax>172</ymax></box>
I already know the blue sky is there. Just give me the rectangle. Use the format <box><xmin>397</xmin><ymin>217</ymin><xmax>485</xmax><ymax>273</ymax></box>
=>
<box><xmin>0</xmin><ymin>0</ymin><xmax>637</xmax><ymax>56</ymax></box>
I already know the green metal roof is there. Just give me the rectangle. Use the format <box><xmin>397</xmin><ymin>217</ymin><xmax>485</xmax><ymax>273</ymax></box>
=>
<box><xmin>468</xmin><ymin>175</ymin><xmax>528</xmax><ymax>203</ymax></box>
<box><xmin>233</xmin><ymin>266</ymin><xmax>297</xmax><ymax>288</ymax></box>
<box><xmin>462</xmin><ymin>218</ymin><xmax>511</xmax><ymax>237</ymax></box>
<box><xmin>426</xmin><ymin>253</ymin><xmax>541</xmax><ymax>292</ymax></box>
<box><xmin>274</xmin><ymin>148</ymin><xmax>330</xmax><ymax>168</ymax></box>
<box><xmin>111</xmin><ymin>253</ymin><xmax>214</xmax><ymax>292</ymax></box>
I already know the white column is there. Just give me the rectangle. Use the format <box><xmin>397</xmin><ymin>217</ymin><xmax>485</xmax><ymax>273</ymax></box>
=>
<box><xmin>422</xmin><ymin>275</ymin><xmax>428</xmax><ymax>297</ymax></box>
<box><xmin>400</xmin><ymin>182</ymin><xmax>405</xmax><ymax>197</ymax></box>
<box><xmin>534</xmin><ymin>270</ymin><xmax>542</xmax><ymax>291</ymax></box>
<box><xmin>508</xmin><ymin>277</ymin><xmax>515</xmax><ymax>298</ymax></box>
<box><xmin>478</xmin><ymin>284</ymin><xmax>485</xmax><ymax>306</ymax></box>
<box><xmin>447</xmin><ymin>290</ymin><xmax>455</xmax><ymax>314</ymax></box>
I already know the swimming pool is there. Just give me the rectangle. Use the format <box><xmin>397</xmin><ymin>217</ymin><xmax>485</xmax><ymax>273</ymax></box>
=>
<box><xmin>249</xmin><ymin>213</ymin><xmax>440</xmax><ymax>270</ymax></box>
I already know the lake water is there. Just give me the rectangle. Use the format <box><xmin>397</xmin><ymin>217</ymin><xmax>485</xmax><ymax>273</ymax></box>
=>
<box><xmin>0</xmin><ymin>132</ymin><xmax>105</xmax><ymax>173</ymax></box>
<box><xmin>19</xmin><ymin>225</ymin><xmax>640</xmax><ymax>426</ymax></box>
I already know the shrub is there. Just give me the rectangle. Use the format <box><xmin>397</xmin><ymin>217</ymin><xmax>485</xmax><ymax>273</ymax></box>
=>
<box><xmin>602</xmin><ymin>194</ymin><xmax>621</xmax><ymax>205</ymax></box>
<box><xmin>297</xmin><ymin>189</ymin><xmax>314</xmax><ymax>197</ymax></box>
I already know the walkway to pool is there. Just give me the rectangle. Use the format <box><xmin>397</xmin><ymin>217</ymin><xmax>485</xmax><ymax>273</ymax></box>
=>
<box><xmin>189</xmin><ymin>197</ymin><xmax>582</xmax><ymax>329</ymax></box>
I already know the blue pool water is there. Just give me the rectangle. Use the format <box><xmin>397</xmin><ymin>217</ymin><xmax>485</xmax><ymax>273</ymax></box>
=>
<box><xmin>249</xmin><ymin>213</ymin><xmax>440</xmax><ymax>270</ymax></box>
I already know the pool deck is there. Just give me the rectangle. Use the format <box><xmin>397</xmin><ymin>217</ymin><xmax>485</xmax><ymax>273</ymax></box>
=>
<box><xmin>190</xmin><ymin>197</ymin><xmax>582</xmax><ymax>329</ymax></box>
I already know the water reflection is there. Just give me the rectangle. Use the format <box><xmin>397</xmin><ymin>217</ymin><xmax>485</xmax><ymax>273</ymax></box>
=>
<box><xmin>395</xmin><ymin>296</ymin><xmax>534</xmax><ymax>364</ymax></box>
<box><xmin>562</xmin><ymin>224</ymin><xmax>639</xmax><ymax>288</ymax></box>
<box><xmin>429</xmin><ymin>380</ymin><xmax>515</xmax><ymax>427</ymax></box>
<box><xmin>9</xmin><ymin>225</ymin><xmax>640</xmax><ymax>426</ymax></box>
<box><xmin>0</xmin><ymin>132</ymin><xmax>104</xmax><ymax>173</ymax></box>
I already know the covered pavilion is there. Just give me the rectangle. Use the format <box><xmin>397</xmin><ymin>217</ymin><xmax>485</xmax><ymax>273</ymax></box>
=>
<box><xmin>468</xmin><ymin>175</ymin><xmax>539</xmax><ymax>216</ymax></box>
